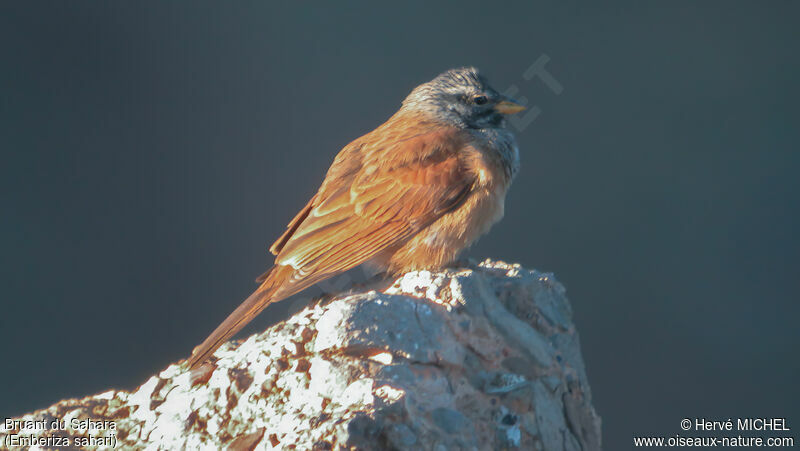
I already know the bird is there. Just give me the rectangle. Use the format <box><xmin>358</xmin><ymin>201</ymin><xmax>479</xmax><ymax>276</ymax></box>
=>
<box><xmin>187</xmin><ymin>67</ymin><xmax>526</xmax><ymax>369</ymax></box>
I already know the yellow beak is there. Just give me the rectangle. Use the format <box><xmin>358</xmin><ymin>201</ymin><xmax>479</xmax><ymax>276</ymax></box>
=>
<box><xmin>494</xmin><ymin>98</ymin><xmax>526</xmax><ymax>115</ymax></box>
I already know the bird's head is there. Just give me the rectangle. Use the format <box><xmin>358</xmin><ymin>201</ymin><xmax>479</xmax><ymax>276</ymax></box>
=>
<box><xmin>402</xmin><ymin>67</ymin><xmax>525</xmax><ymax>129</ymax></box>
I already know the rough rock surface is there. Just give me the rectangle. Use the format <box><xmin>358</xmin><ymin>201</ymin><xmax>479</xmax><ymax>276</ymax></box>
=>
<box><xmin>1</xmin><ymin>260</ymin><xmax>601</xmax><ymax>450</ymax></box>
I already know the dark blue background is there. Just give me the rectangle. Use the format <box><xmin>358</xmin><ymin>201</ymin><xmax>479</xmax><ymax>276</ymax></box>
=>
<box><xmin>2</xmin><ymin>2</ymin><xmax>798</xmax><ymax>448</ymax></box>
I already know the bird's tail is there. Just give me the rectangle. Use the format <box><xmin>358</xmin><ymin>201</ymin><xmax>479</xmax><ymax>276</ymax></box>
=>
<box><xmin>186</xmin><ymin>265</ymin><xmax>293</xmax><ymax>369</ymax></box>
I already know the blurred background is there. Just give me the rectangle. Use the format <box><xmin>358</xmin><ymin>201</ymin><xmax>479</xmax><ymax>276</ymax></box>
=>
<box><xmin>1</xmin><ymin>2</ymin><xmax>798</xmax><ymax>448</ymax></box>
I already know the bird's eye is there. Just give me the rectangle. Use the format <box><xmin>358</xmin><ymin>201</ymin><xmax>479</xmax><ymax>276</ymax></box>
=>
<box><xmin>473</xmin><ymin>95</ymin><xmax>488</xmax><ymax>105</ymax></box>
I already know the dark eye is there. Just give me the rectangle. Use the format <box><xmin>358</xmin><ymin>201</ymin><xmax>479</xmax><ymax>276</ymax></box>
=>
<box><xmin>473</xmin><ymin>95</ymin><xmax>488</xmax><ymax>105</ymax></box>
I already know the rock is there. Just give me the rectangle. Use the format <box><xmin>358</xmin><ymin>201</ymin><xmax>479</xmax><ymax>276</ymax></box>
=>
<box><xmin>0</xmin><ymin>259</ymin><xmax>601</xmax><ymax>450</ymax></box>
<box><xmin>431</xmin><ymin>407</ymin><xmax>469</xmax><ymax>434</ymax></box>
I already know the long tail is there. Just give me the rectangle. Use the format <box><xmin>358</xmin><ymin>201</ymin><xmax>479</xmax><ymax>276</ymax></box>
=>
<box><xmin>187</xmin><ymin>265</ymin><xmax>294</xmax><ymax>369</ymax></box>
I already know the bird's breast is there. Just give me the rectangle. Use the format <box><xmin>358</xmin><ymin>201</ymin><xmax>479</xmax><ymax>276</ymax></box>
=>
<box><xmin>383</xmin><ymin>178</ymin><xmax>509</xmax><ymax>273</ymax></box>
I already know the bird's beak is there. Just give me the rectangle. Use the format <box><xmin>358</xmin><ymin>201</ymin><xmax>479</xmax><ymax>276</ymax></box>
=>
<box><xmin>494</xmin><ymin>97</ymin><xmax>526</xmax><ymax>115</ymax></box>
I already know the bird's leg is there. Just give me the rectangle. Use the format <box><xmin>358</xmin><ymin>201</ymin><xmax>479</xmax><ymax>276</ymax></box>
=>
<box><xmin>361</xmin><ymin>270</ymin><xmax>394</xmax><ymax>293</ymax></box>
<box><xmin>445</xmin><ymin>257</ymin><xmax>479</xmax><ymax>270</ymax></box>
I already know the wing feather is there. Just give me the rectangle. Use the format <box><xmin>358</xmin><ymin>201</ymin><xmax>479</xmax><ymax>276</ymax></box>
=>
<box><xmin>269</xmin><ymin>196</ymin><xmax>316</xmax><ymax>256</ymax></box>
<box><xmin>271</xmin><ymin>124</ymin><xmax>473</xmax><ymax>285</ymax></box>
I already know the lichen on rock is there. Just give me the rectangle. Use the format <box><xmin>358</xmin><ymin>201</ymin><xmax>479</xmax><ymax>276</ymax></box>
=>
<box><xmin>1</xmin><ymin>259</ymin><xmax>601</xmax><ymax>450</ymax></box>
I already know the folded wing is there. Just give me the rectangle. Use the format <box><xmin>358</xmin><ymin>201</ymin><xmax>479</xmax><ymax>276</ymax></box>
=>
<box><xmin>267</xmin><ymin>126</ymin><xmax>474</xmax><ymax>292</ymax></box>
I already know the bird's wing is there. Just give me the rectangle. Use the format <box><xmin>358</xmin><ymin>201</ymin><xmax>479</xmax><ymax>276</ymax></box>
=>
<box><xmin>268</xmin><ymin>125</ymin><xmax>474</xmax><ymax>287</ymax></box>
<box><xmin>268</xmin><ymin>195</ymin><xmax>316</xmax><ymax>256</ymax></box>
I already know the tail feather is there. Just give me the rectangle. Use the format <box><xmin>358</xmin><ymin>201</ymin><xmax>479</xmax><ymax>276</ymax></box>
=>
<box><xmin>187</xmin><ymin>266</ymin><xmax>289</xmax><ymax>369</ymax></box>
